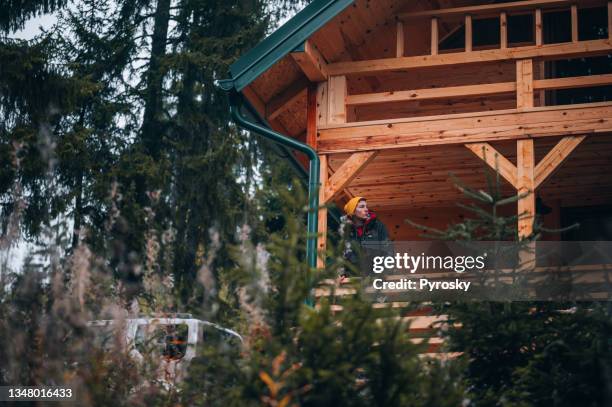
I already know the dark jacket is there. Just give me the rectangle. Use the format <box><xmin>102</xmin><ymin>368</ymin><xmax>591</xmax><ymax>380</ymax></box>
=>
<box><xmin>342</xmin><ymin>210</ymin><xmax>393</xmax><ymax>274</ymax></box>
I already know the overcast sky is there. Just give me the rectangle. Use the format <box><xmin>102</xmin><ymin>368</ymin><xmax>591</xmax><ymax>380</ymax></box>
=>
<box><xmin>11</xmin><ymin>13</ymin><xmax>58</xmax><ymax>40</ymax></box>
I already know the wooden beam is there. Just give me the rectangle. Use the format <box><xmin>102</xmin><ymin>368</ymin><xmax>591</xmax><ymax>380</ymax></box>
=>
<box><xmin>306</xmin><ymin>84</ymin><xmax>317</xmax><ymax>150</ymax></box>
<box><xmin>465</xmin><ymin>143</ymin><xmax>518</xmax><ymax>188</ymax></box>
<box><xmin>291</xmin><ymin>40</ymin><xmax>328</xmax><ymax>82</ymax></box>
<box><xmin>327</xmin><ymin>160</ymin><xmax>356</xmax><ymax>202</ymax></box>
<box><xmin>328</xmin><ymin>75</ymin><xmax>347</xmax><ymax>125</ymax></box>
<box><xmin>318</xmin><ymin>154</ymin><xmax>328</xmax><ymax>269</ymax></box>
<box><xmin>399</xmin><ymin>0</ymin><xmax>601</xmax><ymax>19</ymax></box>
<box><xmin>571</xmin><ymin>4</ymin><xmax>579</xmax><ymax>43</ymax></box>
<box><xmin>517</xmin><ymin>139</ymin><xmax>535</xmax><ymax>238</ymax></box>
<box><xmin>500</xmin><ymin>12</ymin><xmax>508</xmax><ymax>49</ymax></box>
<box><xmin>534</xmin><ymin>135</ymin><xmax>586</xmax><ymax>187</ymax></box>
<box><xmin>609</xmin><ymin>1</ymin><xmax>612</xmax><ymax>41</ymax></box>
<box><xmin>535</xmin><ymin>8</ymin><xmax>543</xmax><ymax>46</ymax></box>
<box><xmin>242</xmin><ymin>85</ymin><xmax>266</xmax><ymax>117</ymax></box>
<box><xmin>431</xmin><ymin>17</ymin><xmax>439</xmax><ymax>55</ymax></box>
<box><xmin>534</xmin><ymin>73</ymin><xmax>612</xmax><ymax>90</ymax></box>
<box><xmin>322</xmin><ymin>151</ymin><xmax>378</xmax><ymax>204</ymax></box>
<box><xmin>266</xmin><ymin>76</ymin><xmax>309</xmax><ymax>121</ymax></box>
<box><xmin>346</xmin><ymin>82</ymin><xmax>515</xmax><ymax>106</ymax></box>
<box><xmin>316</xmin><ymin>81</ymin><xmax>328</xmax><ymax>128</ymax></box>
<box><xmin>465</xmin><ymin>15</ymin><xmax>473</xmax><ymax>52</ymax></box>
<box><xmin>396</xmin><ymin>21</ymin><xmax>404</xmax><ymax>58</ymax></box>
<box><xmin>317</xmin><ymin>102</ymin><xmax>612</xmax><ymax>153</ymax></box>
<box><xmin>326</xmin><ymin>39</ymin><xmax>612</xmax><ymax>76</ymax></box>
<box><xmin>517</xmin><ymin>59</ymin><xmax>534</xmax><ymax>108</ymax></box>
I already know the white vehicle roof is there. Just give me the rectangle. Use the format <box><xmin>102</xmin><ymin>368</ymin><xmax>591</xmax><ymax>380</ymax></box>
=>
<box><xmin>87</xmin><ymin>314</ymin><xmax>243</xmax><ymax>343</ymax></box>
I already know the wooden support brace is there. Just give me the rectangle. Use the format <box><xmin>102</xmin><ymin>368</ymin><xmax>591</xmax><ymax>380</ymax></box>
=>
<box><xmin>322</xmin><ymin>151</ymin><xmax>378</xmax><ymax>204</ymax></box>
<box><xmin>291</xmin><ymin>40</ymin><xmax>329</xmax><ymax>82</ymax></box>
<box><xmin>517</xmin><ymin>139</ymin><xmax>535</xmax><ymax>239</ymax></box>
<box><xmin>465</xmin><ymin>15</ymin><xmax>473</xmax><ymax>52</ymax></box>
<box><xmin>500</xmin><ymin>12</ymin><xmax>508</xmax><ymax>49</ymax></box>
<box><xmin>534</xmin><ymin>135</ymin><xmax>586</xmax><ymax>188</ymax></box>
<box><xmin>396</xmin><ymin>21</ymin><xmax>404</xmax><ymax>58</ymax></box>
<box><xmin>465</xmin><ymin>142</ymin><xmax>518</xmax><ymax>188</ymax></box>
<box><xmin>266</xmin><ymin>77</ymin><xmax>309</xmax><ymax>121</ymax></box>
<box><xmin>318</xmin><ymin>154</ymin><xmax>328</xmax><ymax>269</ymax></box>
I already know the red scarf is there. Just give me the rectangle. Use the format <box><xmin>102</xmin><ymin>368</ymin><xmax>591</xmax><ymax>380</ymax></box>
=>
<box><xmin>355</xmin><ymin>211</ymin><xmax>377</xmax><ymax>237</ymax></box>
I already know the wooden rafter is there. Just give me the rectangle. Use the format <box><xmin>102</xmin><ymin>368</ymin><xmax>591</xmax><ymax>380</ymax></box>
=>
<box><xmin>322</xmin><ymin>151</ymin><xmax>378</xmax><ymax>204</ymax></box>
<box><xmin>266</xmin><ymin>76</ymin><xmax>309</xmax><ymax>121</ymax></box>
<box><xmin>291</xmin><ymin>40</ymin><xmax>329</xmax><ymax>82</ymax></box>
<box><xmin>534</xmin><ymin>135</ymin><xmax>586</xmax><ymax>188</ymax></box>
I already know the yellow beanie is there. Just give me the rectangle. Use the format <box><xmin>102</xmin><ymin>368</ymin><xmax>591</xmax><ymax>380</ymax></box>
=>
<box><xmin>343</xmin><ymin>196</ymin><xmax>365</xmax><ymax>216</ymax></box>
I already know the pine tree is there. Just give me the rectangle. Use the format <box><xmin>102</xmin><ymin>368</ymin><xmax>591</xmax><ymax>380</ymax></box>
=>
<box><xmin>412</xmin><ymin>172</ymin><xmax>612</xmax><ymax>407</ymax></box>
<box><xmin>180</xmin><ymin>182</ymin><xmax>466</xmax><ymax>407</ymax></box>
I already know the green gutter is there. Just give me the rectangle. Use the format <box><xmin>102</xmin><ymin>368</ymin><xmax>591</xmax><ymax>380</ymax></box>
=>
<box><xmin>227</xmin><ymin>90</ymin><xmax>320</xmax><ymax>272</ymax></box>
<box><xmin>237</xmin><ymin>91</ymin><xmax>341</xmax><ymax>227</ymax></box>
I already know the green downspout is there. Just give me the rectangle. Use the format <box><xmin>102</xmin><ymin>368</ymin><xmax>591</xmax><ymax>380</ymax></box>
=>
<box><xmin>227</xmin><ymin>90</ymin><xmax>320</xmax><ymax>272</ymax></box>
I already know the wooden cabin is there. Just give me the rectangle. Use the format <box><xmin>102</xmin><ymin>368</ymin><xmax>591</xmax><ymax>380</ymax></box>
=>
<box><xmin>224</xmin><ymin>0</ymin><xmax>612</xmax><ymax>265</ymax></box>
<box><xmin>221</xmin><ymin>0</ymin><xmax>612</xmax><ymax>356</ymax></box>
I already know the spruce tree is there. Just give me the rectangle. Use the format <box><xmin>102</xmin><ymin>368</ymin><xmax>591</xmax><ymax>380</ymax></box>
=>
<box><xmin>411</xmin><ymin>172</ymin><xmax>612</xmax><ymax>407</ymax></box>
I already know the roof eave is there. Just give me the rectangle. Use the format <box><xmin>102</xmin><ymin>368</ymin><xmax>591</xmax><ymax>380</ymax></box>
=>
<box><xmin>224</xmin><ymin>0</ymin><xmax>354</xmax><ymax>92</ymax></box>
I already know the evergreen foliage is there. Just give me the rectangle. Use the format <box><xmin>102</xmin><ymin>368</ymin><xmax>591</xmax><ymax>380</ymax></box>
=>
<box><xmin>412</xmin><ymin>171</ymin><xmax>612</xmax><ymax>407</ymax></box>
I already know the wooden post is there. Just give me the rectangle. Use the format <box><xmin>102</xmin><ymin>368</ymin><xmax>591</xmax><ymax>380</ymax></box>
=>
<box><xmin>535</xmin><ymin>8</ymin><xmax>545</xmax><ymax>106</ymax></box>
<box><xmin>316</xmin><ymin>81</ymin><xmax>328</xmax><ymax>129</ymax></box>
<box><xmin>328</xmin><ymin>75</ymin><xmax>347</xmax><ymax>125</ymax></box>
<box><xmin>516</xmin><ymin>58</ymin><xmax>535</xmax><ymax>239</ymax></box>
<box><xmin>500</xmin><ymin>12</ymin><xmax>508</xmax><ymax>49</ymax></box>
<box><xmin>317</xmin><ymin>154</ymin><xmax>328</xmax><ymax>269</ymax></box>
<box><xmin>306</xmin><ymin>84</ymin><xmax>318</xmax><ymax>149</ymax></box>
<box><xmin>431</xmin><ymin>17</ymin><xmax>438</xmax><ymax>55</ymax></box>
<box><xmin>535</xmin><ymin>8</ymin><xmax>543</xmax><ymax>46</ymax></box>
<box><xmin>517</xmin><ymin>139</ymin><xmax>535</xmax><ymax>239</ymax></box>
<box><xmin>608</xmin><ymin>1</ymin><xmax>612</xmax><ymax>41</ymax></box>
<box><xmin>465</xmin><ymin>14</ymin><xmax>473</xmax><ymax>52</ymax></box>
<box><xmin>516</xmin><ymin>59</ymin><xmax>534</xmax><ymax>109</ymax></box>
<box><xmin>571</xmin><ymin>4</ymin><xmax>578</xmax><ymax>43</ymax></box>
<box><xmin>396</xmin><ymin>21</ymin><xmax>404</xmax><ymax>58</ymax></box>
